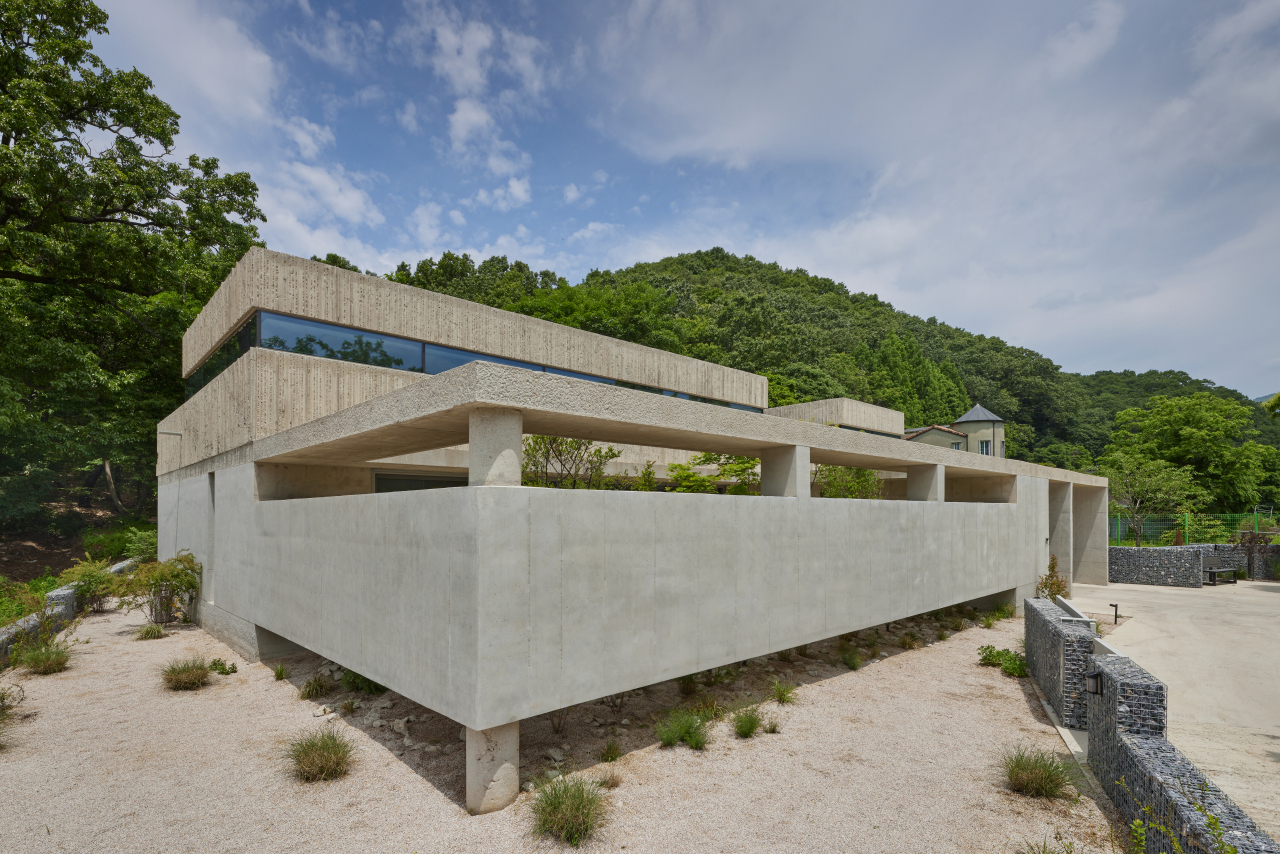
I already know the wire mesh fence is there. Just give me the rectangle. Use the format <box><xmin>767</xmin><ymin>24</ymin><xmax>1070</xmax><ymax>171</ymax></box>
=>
<box><xmin>1109</xmin><ymin>510</ymin><xmax>1280</xmax><ymax>547</ymax></box>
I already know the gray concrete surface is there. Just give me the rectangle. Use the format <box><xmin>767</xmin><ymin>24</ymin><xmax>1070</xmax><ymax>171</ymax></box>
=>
<box><xmin>1073</xmin><ymin>581</ymin><xmax>1280</xmax><ymax>840</ymax></box>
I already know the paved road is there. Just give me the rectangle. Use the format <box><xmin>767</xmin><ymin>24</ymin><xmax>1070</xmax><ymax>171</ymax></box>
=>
<box><xmin>1073</xmin><ymin>581</ymin><xmax>1280</xmax><ymax>840</ymax></box>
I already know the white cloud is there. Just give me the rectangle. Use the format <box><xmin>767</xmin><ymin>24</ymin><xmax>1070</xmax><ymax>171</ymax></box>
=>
<box><xmin>475</xmin><ymin>177</ymin><xmax>532</xmax><ymax>211</ymax></box>
<box><xmin>563</xmin><ymin>183</ymin><xmax>583</xmax><ymax>203</ymax></box>
<box><xmin>396</xmin><ymin>100</ymin><xmax>420</xmax><ymax>133</ymax></box>
<box><xmin>279</xmin><ymin>116</ymin><xmax>335</xmax><ymax>159</ymax></box>
<box><xmin>271</xmin><ymin>162</ymin><xmax>385</xmax><ymax>228</ymax></box>
<box><xmin>568</xmin><ymin>221</ymin><xmax>619</xmax><ymax>243</ymax></box>
<box><xmin>501</xmin><ymin>28</ymin><xmax>547</xmax><ymax>96</ymax></box>
<box><xmin>592</xmin><ymin>170</ymin><xmax>609</xmax><ymax>184</ymax></box>
<box><xmin>411</xmin><ymin>202</ymin><xmax>445</xmax><ymax>245</ymax></box>
<box><xmin>449</xmin><ymin>209</ymin><xmax>467</xmax><ymax>225</ymax></box>
<box><xmin>1039</xmin><ymin>1</ymin><xmax>1125</xmax><ymax>81</ymax></box>
<box><xmin>638</xmin><ymin>194</ymin><xmax>650</xmax><ymax>203</ymax></box>
<box><xmin>288</xmin><ymin>10</ymin><xmax>384</xmax><ymax>75</ymax></box>
<box><xmin>448</xmin><ymin>97</ymin><xmax>495</xmax><ymax>152</ymax></box>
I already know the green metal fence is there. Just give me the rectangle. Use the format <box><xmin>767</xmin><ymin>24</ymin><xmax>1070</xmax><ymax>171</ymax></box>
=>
<box><xmin>1109</xmin><ymin>510</ymin><xmax>1279</xmax><ymax>547</ymax></box>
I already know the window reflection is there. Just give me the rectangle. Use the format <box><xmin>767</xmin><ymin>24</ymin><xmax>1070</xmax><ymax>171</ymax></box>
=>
<box><xmin>260</xmin><ymin>313</ymin><xmax>424</xmax><ymax>372</ymax></box>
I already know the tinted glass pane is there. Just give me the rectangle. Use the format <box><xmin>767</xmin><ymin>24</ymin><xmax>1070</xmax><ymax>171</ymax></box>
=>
<box><xmin>545</xmin><ymin>366</ymin><xmax>615</xmax><ymax>384</ymax></box>
<box><xmin>375</xmin><ymin>473</ymin><xmax>468</xmax><ymax>492</ymax></box>
<box><xmin>422</xmin><ymin>341</ymin><xmax>540</xmax><ymax>375</ymax></box>
<box><xmin>260</xmin><ymin>312</ymin><xmax>423</xmax><ymax>372</ymax></box>
<box><xmin>185</xmin><ymin>313</ymin><xmax>257</xmax><ymax>399</ymax></box>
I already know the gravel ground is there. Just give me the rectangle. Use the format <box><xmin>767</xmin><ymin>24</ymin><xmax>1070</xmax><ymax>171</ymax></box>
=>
<box><xmin>0</xmin><ymin>607</ymin><xmax>1118</xmax><ymax>853</ymax></box>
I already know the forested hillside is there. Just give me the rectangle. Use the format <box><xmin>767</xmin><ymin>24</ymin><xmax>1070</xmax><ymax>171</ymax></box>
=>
<box><xmin>373</xmin><ymin>248</ymin><xmax>1280</xmax><ymax>481</ymax></box>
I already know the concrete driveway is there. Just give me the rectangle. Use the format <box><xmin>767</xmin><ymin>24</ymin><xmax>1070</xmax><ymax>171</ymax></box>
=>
<box><xmin>1073</xmin><ymin>581</ymin><xmax>1280</xmax><ymax>840</ymax></box>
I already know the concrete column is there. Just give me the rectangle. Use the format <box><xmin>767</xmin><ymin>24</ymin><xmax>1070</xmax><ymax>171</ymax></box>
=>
<box><xmin>759</xmin><ymin>445</ymin><xmax>810</xmax><ymax>498</ymax></box>
<box><xmin>905</xmin><ymin>464</ymin><xmax>945</xmax><ymax>502</ymax></box>
<box><xmin>1072</xmin><ymin>485</ymin><xmax>1110</xmax><ymax>585</ymax></box>
<box><xmin>466</xmin><ymin>722</ymin><xmax>520</xmax><ymax>814</ymax></box>
<box><xmin>468</xmin><ymin>408</ymin><xmax>523</xmax><ymax>486</ymax></box>
<box><xmin>1048</xmin><ymin>482</ymin><xmax>1074</xmax><ymax>595</ymax></box>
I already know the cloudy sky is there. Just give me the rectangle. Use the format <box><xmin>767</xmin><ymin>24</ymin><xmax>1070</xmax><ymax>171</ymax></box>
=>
<box><xmin>95</xmin><ymin>0</ymin><xmax>1280</xmax><ymax>397</ymax></box>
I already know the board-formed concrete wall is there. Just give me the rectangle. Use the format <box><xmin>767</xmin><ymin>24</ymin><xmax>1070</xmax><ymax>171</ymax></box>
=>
<box><xmin>1108</xmin><ymin>546</ymin><xmax>1203</xmax><ymax>587</ymax></box>
<box><xmin>163</xmin><ymin>464</ymin><xmax>1046</xmax><ymax>731</ymax></box>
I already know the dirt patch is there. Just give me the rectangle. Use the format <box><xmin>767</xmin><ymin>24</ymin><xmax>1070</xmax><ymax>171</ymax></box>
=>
<box><xmin>0</xmin><ymin>607</ymin><xmax>1120</xmax><ymax>853</ymax></box>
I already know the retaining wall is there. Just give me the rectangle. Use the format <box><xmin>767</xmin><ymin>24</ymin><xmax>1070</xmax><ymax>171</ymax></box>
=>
<box><xmin>1024</xmin><ymin>598</ymin><xmax>1095</xmax><ymax>729</ymax></box>
<box><xmin>1086</xmin><ymin>655</ymin><xmax>1278</xmax><ymax>854</ymax></box>
<box><xmin>1108</xmin><ymin>547</ymin><xmax>1203</xmax><ymax>587</ymax></box>
<box><xmin>0</xmin><ymin>560</ymin><xmax>136</xmax><ymax>663</ymax></box>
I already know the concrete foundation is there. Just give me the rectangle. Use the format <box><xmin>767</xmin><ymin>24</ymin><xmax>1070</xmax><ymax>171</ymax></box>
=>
<box><xmin>466</xmin><ymin>723</ymin><xmax>520</xmax><ymax>814</ymax></box>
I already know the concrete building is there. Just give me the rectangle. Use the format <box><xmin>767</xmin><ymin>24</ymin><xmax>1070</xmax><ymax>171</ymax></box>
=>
<box><xmin>158</xmin><ymin>249</ymin><xmax>1109</xmax><ymax>814</ymax></box>
<box><xmin>906</xmin><ymin>403</ymin><xmax>1007</xmax><ymax>457</ymax></box>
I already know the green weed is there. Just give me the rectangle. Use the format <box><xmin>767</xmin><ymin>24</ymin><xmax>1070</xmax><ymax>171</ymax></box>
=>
<box><xmin>978</xmin><ymin>645</ymin><xmax>1029</xmax><ymax>677</ymax></box>
<box><xmin>298</xmin><ymin>675</ymin><xmax>331</xmax><ymax>700</ymax></box>
<box><xmin>287</xmin><ymin>726</ymin><xmax>354</xmax><ymax>782</ymax></box>
<box><xmin>135</xmin><ymin>623</ymin><xmax>165</xmax><ymax>640</ymax></box>
<box><xmin>531</xmin><ymin>776</ymin><xmax>607</xmax><ymax>847</ymax></box>
<box><xmin>841</xmin><ymin>648</ymin><xmax>862</xmax><ymax>670</ymax></box>
<box><xmin>769</xmin><ymin>678</ymin><xmax>797</xmax><ymax>705</ymax></box>
<box><xmin>340</xmin><ymin>669</ymin><xmax>386</xmax><ymax>695</ymax></box>
<box><xmin>209</xmin><ymin>658</ymin><xmax>238</xmax><ymax>675</ymax></box>
<box><xmin>162</xmin><ymin>656</ymin><xmax>210</xmax><ymax>690</ymax></box>
<box><xmin>732</xmin><ymin>705</ymin><xmax>762</xmax><ymax>738</ymax></box>
<box><xmin>676</xmin><ymin>674</ymin><xmax>697</xmax><ymax>695</ymax></box>
<box><xmin>600</xmin><ymin>740</ymin><xmax>621</xmax><ymax>762</ymax></box>
<box><xmin>1001</xmin><ymin>744</ymin><xmax>1076</xmax><ymax>799</ymax></box>
<box><xmin>273</xmin><ymin>663</ymin><xmax>289</xmax><ymax>681</ymax></box>
<box><xmin>655</xmin><ymin>709</ymin><xmax>708</xmax><ymax>749</ymax></box>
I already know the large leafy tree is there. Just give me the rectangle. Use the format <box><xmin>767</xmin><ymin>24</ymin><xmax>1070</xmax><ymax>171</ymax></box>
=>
<box><xmin>0</xmin><ymin>0</ymin><xmax>262</xmax><ymax>527</ymax></box>
<box><xmin>1105</xmin><ymin>393</ymin><xmax>1276</xmax><ymax>512</ymax></box>
<box><xmin>1100</xmin><ymin>451</ymin><xmax>1207</xmax><ymax>546</ymax></box>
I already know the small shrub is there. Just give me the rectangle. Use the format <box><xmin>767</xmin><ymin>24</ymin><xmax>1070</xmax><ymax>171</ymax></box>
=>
<box><xmin>732</xmin><ymin>705</ymin><xmax>762</xmax><ymax>738</ymax></box>
<box><xmin>299</xmin><ymin>675</ymin><xmax>331</xmax><ymax>700</ymax></box>
<box><xmin>936</xmin><ymin>628</ymin><xmax>949</xmax><ymax>641</ymax></box>
<box><xmin>19</xmin><ymin>643</ymin><xmax>69</xmax><ymax>674</ymax></box>
<box><xmin>980</xmin><ymin>613</ymin><xmax>998</xmax><ymax>629</ymax></box>
<box><xmin>841</xmin><ymin>648</ymin><xmax>862</xmax><ymax>670</ymax></box>
<box><xmin>950</xmin><ymin>617</ymin><xmax>964</xmax><ymax>632</ymax></box>
<box><xmin>1001</xmin><ymin>744</ymin><xmax>1076</xmax><ymax>798</ymax></box>
<box><xmin>978</xmin><ymin>645</ymin><xmax>1029</xmax><ymax>677</ymax></box>
<box><xmin>531</xmin><ymin>776</ymin><xmax>607</xmax><ymax>847</ymax></box>
<box><xmin>287</xmin><ymin>726</ymin><xmax>354</xmax><ymax>782</ymax></box>
<box><xmin>898</xmin><ymin>631</ymin><xmax>921</xmax><ymax>650</ymax></box>
<box><xmin>209</xmin><ymin>657</ymin><xmax>238</xmax><ymax>675</ymax></box>
<box><xmin>769</xmin><ymin>678</ymin><xmax>797</xmax><ymax>705</ymax></box>
<box><xmin>1036</xmin><ymin>554</ymin><xmax>1070</xmax><ymax>600</ymax></box>
<box><xmin>124</xmin><ymin>528</ymin><xmax>159</xmax><ymax>562</ymax></box>
<box><xmin>117</xmin><ymin>552</ymin><xmax>201</xmax><ymax>624</ymax></box>
<box><xmin>136</xmin><ymin>623</ymin><xmax>165</xmax><ymax>640</ymax></box>
<box><xmin>340</xmin><ymin>669</ymin><xmax>386</xmax><ymax>695</ymax></box>
<box><xmin>795</xmin><ymin>643</ymin><xmax>809</xmax><ymax>658</ymax></box>
<box><xmin>163</xmin><ymin>656</ymin><xmax>210</xmax><ymax>690</ymax></box>
<box><xmin>994</xmin><ymin>601</ymin><xmax>1017</xmax><ymax>619</ymax></box>
<box><xmin>273</xmin><ymin>663</ymin><xmax>289</xmax><ymax>681</ymax></box>
<box><xmin>676</xmin><ymin>674</ymin><xmax>697</xmax><ymax>695</ymax></box>
<box><xmin>776</xmin><ymin>649</ymin><xmax>793</xmax><ymax>664</ymax></box>
<box><xmin>60</xmin><ymin>559</ymin><xmax>116</xmax><ymax>613</ymax></box>
<box><xmin>655</xmin><ymin>709</ymin><xmax>708</xmax><ymax>749</ymax></box>
<box><xmin>600</xmin><ymin>740</ymin><xmax>621</xmax><ymax>762</ymax></box>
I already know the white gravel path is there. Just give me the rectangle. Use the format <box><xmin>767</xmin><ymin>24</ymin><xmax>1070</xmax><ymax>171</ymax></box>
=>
<box><xmin>0</xmin><ymin>607</ymin><xmax>1117</xmax><ymax>853</ymax></box>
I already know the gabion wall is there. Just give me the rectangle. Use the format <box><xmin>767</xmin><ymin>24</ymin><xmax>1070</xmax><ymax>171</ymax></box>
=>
<box><xmin>1024</xmin><ymin>598</ymin><xmax>1095</xmax><ymax>729</ymax></box>
<box><xmin>1086</xmin><ymin>655</ymin><xmax>1278</xmax><ymax>854</ymax></box>
<box><xmin>1108</xmin><ymin>547</ymin><xmax>1203</xmax><ymax>587</ymax></box>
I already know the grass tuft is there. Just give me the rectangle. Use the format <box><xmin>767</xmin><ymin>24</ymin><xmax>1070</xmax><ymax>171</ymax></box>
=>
<box><xmin>676</xmin><ymin>674</ymin><xmax>697</xmax><ymax>695</ymax></box>
<box><xmin>135</xmin><ymin>624</ymin><xmax>165</xmax><ymax>641</ymax></box>
<box><xmin>600</xmin><ymin>740</ymin><xmax>621</xmax><ymax>762</ymax></box>
<box><xmin>20</xmin><ymin>644</ymin><xmax>70</xmax><ymax>674</ymax></box>
<box><xmin>795</xmin><ymin>643</ymin><xmax>809</xmax><ymax>658</ymax></box>
<box><xmin>162</xmin><ymin>656</ymin><xmax>210</xmax><ymax>690</ymax></box>
<box><xmin>841</xmin><ymin>648</ymin><xmax>862</xmax><ymax>670</ymax></box>
<box><xmin>776</xmin><ymin>649</ymin><xmax>793</xmax><ymax>664</ymax></box>
<box><xmin>978</xmin><ymin>645</ymin><xmax>1029</xmax><ymax>677</ymax></box>
<box><xmin>287</xmin><ymin>726</ymin><xmax>354</xmax><ymax>782</ymax></box>
<box><xmin>936</xmin><ymin>628</ymin><xmax>949</xmax><ymax>641</ymax></box>
<box><xmin>339</xmin><ymin>699</ymin><xmax>357</xmax><ymax>715</ymax></box>
<box><xmin>898</xmin><ymin>631</ymin><xmax>922</xmax><ymax>650</ymax></box>
<box><xmin>531</xmin><ymin>776</ymin><xmax>607</xmax><ymax>847</ymax></box>
<box><xmin>595</xmin><ymin>768</ymin><xmax>622</xmax><ymax>789</ymax></box>
<box><xmin>273</xmin><ymin>663</ymin><xmax>289</xmax><ymax>681</ymax></box>
<box><xmin>340</xmin><ymin>669</ymin><xmax>386</xmax><ymax>695</ymax></box>
<box><xmin>732</xmin><ymin>705</ymin><xmax>762</xmax><ymax>738</ymax></box>
<box><xmin>1001</xmin><ymin>744</ymin><xmax>1077</xmax><ymax>799</ymax></box>
<box><xmin>655</xmin><ymin>708</ymin><xmax>708</xmax><ymax>749</ymax></box>
<box><xmin>950</xmin><ymin>617</ymin><xmax>965</xmax><ymax>632</ymax></box>
<box><xmin>980</xmin><ymin>612</ymin><xmax>998</xmax><ymax>629</ymax></box>
<box><xmin>298</xmin><ymin>675</ymin><xmax>331</xmax><ymax>700</ymax></box>
<box><xmin>763</xmin><ymin>717</ymin><xmax>780</xmax><ymax>734</ymax></box>
<box><xmin>769</xmin><ymin>678</ymin><xmax>797</xmax><ymax>705</ymax></box>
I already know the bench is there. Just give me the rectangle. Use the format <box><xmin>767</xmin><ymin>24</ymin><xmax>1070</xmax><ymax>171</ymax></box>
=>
<box><xmin>1203</xmin><ymin>556</ymin><xmax>1238</xmax><ymax>586</ymax></box>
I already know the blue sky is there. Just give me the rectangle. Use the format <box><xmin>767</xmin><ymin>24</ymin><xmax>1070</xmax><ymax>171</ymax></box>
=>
<box><xmin>96</xmin><ymin>1</ymin><xmax>1280</xmax><ymax>397</ymax></box>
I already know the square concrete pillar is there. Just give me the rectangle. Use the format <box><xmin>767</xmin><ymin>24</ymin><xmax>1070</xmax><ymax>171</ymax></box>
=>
<box><xmin>1048</xmin><ymin>481</ymin><xmax>1073</xmax><ymax>594</ymax></box>
<box><xmin>905</xmin><ymin>464</ymin><xmax>945</xmax><ymax>502</ymax></box>
<box><xmin>466</xmin><ymin>722</ymin><xmax>520</xmax><ymax>814</ymax></box>
<box><xmin>1072</xmin><ymin>484</ymin><xmax>1109</xmax><ymax>585</ymax></box>
<box><xmin>468</xmin><ymin>408</ymin><xmax>523</xmax><ymax>486</ymax></box>
<box><xmin>760</xmin><ymin>445</ymin><xmax>810</xmax><ymax>498</ymax></box>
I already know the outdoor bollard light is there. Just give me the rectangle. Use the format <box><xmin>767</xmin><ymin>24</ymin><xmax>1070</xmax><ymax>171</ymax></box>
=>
<box><xmin>1110</xmin><ymin>603</ymin><xmax>1119</xmax><ymax>624</ymax></box>
<box><xmin>1085</xmin><ymin>671</ymin><xmax>1102</xmax><ymax>695</ymax></box>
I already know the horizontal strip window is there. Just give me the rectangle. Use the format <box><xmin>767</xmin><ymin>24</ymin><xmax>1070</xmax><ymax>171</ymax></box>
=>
<box><xmin>838</xmin><ymin>424</ymin><xmax>903</xmax><ymax>440</ymax></box>
<box><xmin>374</xmin><ymin>472</ymin><xmax>468</xmax><ymax>493</ymax></box>
<box><xmin>185</xmin><ymin>310</ymin><xmax>764</xmax><ymax>413</ymax></box>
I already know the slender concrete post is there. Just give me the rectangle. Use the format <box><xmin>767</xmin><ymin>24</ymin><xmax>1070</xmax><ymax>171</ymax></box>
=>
<box><xmin>1048</xmin><ymin>481</ymin><xmax>1073</xmax><ymax>595</ymax></box>
<box><xmin>905</xmin><ymin>464</ymin><xmax>945</xmax><ymax>502</ymax></box>
<box><xmin>759</xmin><ymin>445</ymin><xmax>810</xmax><ymax>498</ymax></box>
<box><xmin>466</xmin><ymin>722</ymin><xmax>520</xmax><ymax>814</ymax></box>
<box><xmin>468</xmin><ymin>408</ymin><xmax>523</xmax><ymax>486</ymax></box>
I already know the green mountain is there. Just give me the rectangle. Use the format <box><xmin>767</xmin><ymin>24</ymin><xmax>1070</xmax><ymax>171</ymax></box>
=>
<box><xmin>384</xmin><ymin>247</ymin><xmax>1280</xmax><ymax>470</ymax></box>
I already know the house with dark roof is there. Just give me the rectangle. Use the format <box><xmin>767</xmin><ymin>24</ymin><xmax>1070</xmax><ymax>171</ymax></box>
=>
<box><xmin>906</xmin><ymin>404</ymin><xmax>1006</xmax><ymax>457</ymax></box>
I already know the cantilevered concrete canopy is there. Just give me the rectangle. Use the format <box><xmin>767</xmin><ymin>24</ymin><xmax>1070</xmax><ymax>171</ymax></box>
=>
<box><xmin>249</xmin><ymin>359</ymin><xmax>1104</xmax><ymax>486</ymax></box>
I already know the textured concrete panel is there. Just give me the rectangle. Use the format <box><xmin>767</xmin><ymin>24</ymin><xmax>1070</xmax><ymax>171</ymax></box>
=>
<box><xmin>766</xmin><ymin>397</ymin><xmax>904</xmax><ymax>436</ymax></box>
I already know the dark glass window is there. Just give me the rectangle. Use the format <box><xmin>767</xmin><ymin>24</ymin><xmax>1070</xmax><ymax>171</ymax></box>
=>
<box><xmin>545</xmin><ymin>366</ymin><xmax>615</xmax><ymax>384</ymax></box>
<box><xmin>374</xmin><ymin>472</ymin><xmax>468</xmax><ymax>492</ymax></box>
<box><xmin>422</xmin><ymin>340</ymin><xmax>540</xmax><ymax>375</ymax></box>
<box><xmin>185</xmin><ymin>313</ymin><xmax>257</xmax><ymax>399</ymax></box>
<box><xmin>260</xmin><ymin>312</ymin><xmax>424</xmax><ymax>372</ymax></box>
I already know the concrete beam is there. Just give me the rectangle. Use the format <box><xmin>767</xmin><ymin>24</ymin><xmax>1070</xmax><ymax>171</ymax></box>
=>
<box><xmin>466</xmin><ymin>722</ymin><xmax>520</xmax><ymax>814</ymax></box>
<box><xmin>760</xmin><ymin>445</ymin><xmax>810</xmax><ymax>498</ymax></box>
<box><xmin>905</xmin><ymin>464</ymin><xmax>945</xmax><ymax>502</ymax></box>
<box><xmin>469</xmin><ymin>408</ymin><xmax>523</xmax><ymax>486</ymax></box>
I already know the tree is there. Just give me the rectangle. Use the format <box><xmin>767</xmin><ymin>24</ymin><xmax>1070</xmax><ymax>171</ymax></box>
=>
<box><xmin>1105</xmin><ymin>393</ymin><xmax>1274</xmax><ymax>511</ymax></box>
<box><xmin>1264</xmin><ymin>392</ymin><xmax>1279</xmax><ymax>419</ymax></box>
<box><xmin>0</xmin><ymin>0</ymin><xmax>262</xmax><ymax>526</ymax></box>
<box><xmin>1099</xmin><ymin>451</ymin><xmax>1207</xmax><ymax>546</ymax></box>
<box><xmin>813</xmin><ymin>465</ymin><xmax>882</xmax><ymax>499</ymax></box>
